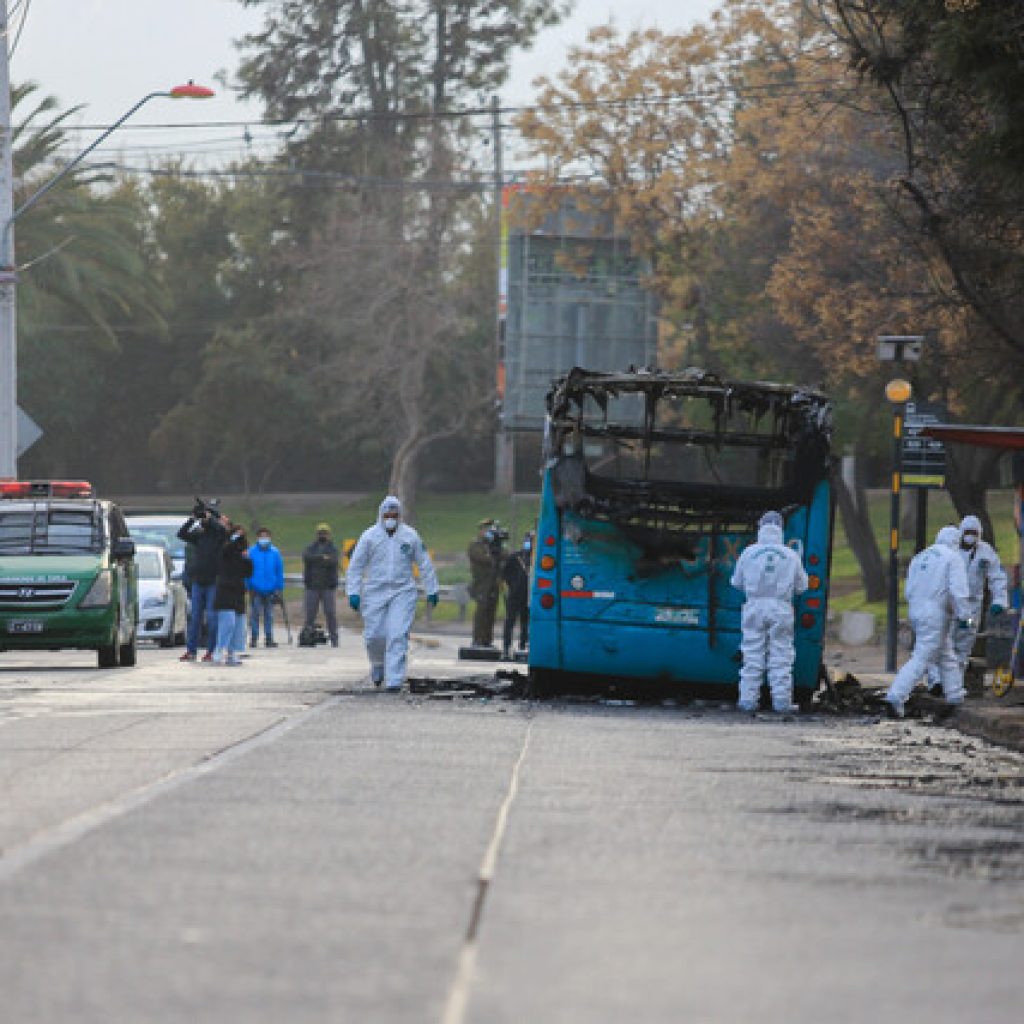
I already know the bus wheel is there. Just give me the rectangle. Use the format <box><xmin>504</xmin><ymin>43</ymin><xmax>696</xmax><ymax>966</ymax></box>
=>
<box><xmin>528</xmin><ymin>669</ymin><xmax>559</xmax><ymax>699</ymax></box>
<box><xmin>796</xmin><ymin>688</ymin><xmax>817</xmax><ymax>712</ymax></box>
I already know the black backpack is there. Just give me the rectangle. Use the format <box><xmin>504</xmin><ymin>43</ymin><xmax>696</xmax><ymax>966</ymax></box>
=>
<box><xmin>298</xmin><ymin>623</ymin><xmax>327</xmax><ymax>647</ymax></box>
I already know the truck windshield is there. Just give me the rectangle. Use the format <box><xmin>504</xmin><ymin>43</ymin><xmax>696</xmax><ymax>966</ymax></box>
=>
<box><xmin>0</xmin><ymin>508</ymin><xmax>104</xmax><ymax>554</ymax></box>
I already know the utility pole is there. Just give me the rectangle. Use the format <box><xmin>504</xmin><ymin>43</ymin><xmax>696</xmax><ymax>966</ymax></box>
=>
<box><xmin>0</xmin><ymin>0</ymin><xmax>17</xmax><ymax>479</ymax></box>
<box><xmin>492</xmin><ymin>95</ymin><xmax>514</xmax><ymax>496</ymax></box>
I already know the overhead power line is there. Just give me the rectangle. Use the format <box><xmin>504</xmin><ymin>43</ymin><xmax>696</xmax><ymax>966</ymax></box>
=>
<box><xmin>56</xmin><ymin>75</ymin><xmax>858</xmax><ymax>134</ymax></box>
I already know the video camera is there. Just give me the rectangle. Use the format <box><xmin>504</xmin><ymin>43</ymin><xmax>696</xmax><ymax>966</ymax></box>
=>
<box><xmin>192</xmin><ymin>496</ymin><xmax>222</xmax><ymax>519</ymax></box>
<box><xmin>484</xmin><ymin>522</ymin><xmax>510</xmax><ymax>556</ymax></box>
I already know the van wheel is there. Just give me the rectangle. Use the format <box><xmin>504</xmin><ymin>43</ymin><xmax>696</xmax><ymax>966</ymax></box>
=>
<box><xmin>119</xmin><ymin>626</ymin><xmax>138</xmax><ymax>667</ymax></box>
<box><xmin>98</xmin><ymin>632</ymin><xmax>119</xmax><ymax>668</ymax></box>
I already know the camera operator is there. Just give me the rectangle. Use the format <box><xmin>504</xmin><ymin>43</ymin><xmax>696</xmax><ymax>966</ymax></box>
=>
<box><xmin>177</xmin><ymin>498</ymin><xmax>227</xmax><ymax>662</ymax></box>
<box><xmin>468</xmin><ymin>518</ymin><xmax>508</xmax><ymax>649</ymax></box>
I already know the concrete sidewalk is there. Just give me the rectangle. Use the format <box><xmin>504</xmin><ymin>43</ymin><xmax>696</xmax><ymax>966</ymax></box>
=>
<box><xmin>826</xmin><ymin>642</ymin><xmax>1024</xmax><ymax>753</ymax></box>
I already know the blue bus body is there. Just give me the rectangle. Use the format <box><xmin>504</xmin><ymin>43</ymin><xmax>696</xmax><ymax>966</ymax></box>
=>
<box><xmin>528</xmin><ymin>368</ymin><xmax>834</xmax><ymax>699</ymax></box>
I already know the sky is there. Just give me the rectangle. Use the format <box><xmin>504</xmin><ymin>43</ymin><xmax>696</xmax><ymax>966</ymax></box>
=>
<box><xmin>9</xmin><ymin>0</ymin><xmax>721</xmax><ymax>168</ymax></box>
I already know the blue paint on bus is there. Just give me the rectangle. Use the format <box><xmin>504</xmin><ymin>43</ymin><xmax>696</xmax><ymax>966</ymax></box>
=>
<box><xmin>528</xmin><ymin>368</ymin><xmax>834</xmax><ymax>698</ymax></box>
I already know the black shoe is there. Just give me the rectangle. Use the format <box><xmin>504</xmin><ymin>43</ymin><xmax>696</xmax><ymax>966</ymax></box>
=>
<box><xmin>502</xmin><ymin>648</ymin><xmax>511</xmax><ymax>660</ymax></box>
<box><xmin>927</xmin><ymin>683</ymin><xmax>943</xmax><ymax>698</ymax></box>
<box><xmin>265</xmin><ymin>640</ymin><xmax>278</xmax><ymax>648</ymax></box>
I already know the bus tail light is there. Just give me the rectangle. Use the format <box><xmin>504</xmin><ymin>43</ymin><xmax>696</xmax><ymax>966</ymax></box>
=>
<box><xmin>540</xmin><ymin>593</ymin><xmax>555</xmax><ymax>610</ymax></box>
<box><xmin>800</xmin><ymin>612</ymin><xmax>816</xmax><ymax>628</ymax></box>
<box><xmin>540</xmin><ymin>554</ymin><xmax>556</xmax><ymax>571</ymax></box>
<box><xmin>808</xmin><ymin>553</ymin><xmax>820</xmax><ymax>566</ymax></box>
<box><xmin>808</xmin><ymin>575</ymin><xmax>821</xmax><ymax>590</ymax></box>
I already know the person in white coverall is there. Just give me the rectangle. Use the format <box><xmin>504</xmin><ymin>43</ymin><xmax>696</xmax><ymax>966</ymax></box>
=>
<box><xmin>346</xmin><ymin>496</ymin><xmax>439</xmax><ymax>691</ymax></box>
<box><xmin>885</xmin><ymin>526</ymin><xmax>972</xmax><ymax>718</ymax></box>
<box><xmin>730</xmin><ymin>511</ymin><xmax>809</xmax><ymax>713</ymax></box>
<box><xmin>926</xmin><ymin>514</ymin><xmax>1007</xmax><ymax>694</ymax></box>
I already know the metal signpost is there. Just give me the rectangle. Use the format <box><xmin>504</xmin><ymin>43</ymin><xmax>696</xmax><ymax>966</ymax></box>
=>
<box><xmin>902</xmin><ymin>400</ymin><xmax>947</xmax><ymax>553</ymax></box>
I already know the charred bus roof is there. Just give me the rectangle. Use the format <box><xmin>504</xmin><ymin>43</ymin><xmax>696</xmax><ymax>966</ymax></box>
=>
<box><xmin>546</xmin><ymin>367</ymin><xmax>831</xmax><ymax>441</ymax></box>
<box><xmin>544</xmin><ymin>367</ymin><xmax>833</xmax><ymax>526</ymax></box>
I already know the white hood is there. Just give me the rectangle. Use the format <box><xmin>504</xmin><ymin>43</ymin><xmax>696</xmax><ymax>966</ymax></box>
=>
<box><xmin>378</xmin><ymin>495</ymin><xmax>402</xmax><ymax>526</ymax></box>
<box><xmin>936</xmin><ymin>526</ymin><xmax>960</xmax><ymax>548</ymax></box>
<box><xmin>757</xmin><ymin>523</ymin><xmax>784</xmax><ymax>546</ymax></box>
<box><xmin>960</xmin><ymin>514</ymin><xmax>982</xmax><ymax>540</ymax></box>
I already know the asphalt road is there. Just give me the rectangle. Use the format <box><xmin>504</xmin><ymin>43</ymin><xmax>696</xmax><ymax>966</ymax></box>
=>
<box><xmin>1</xmin><ymin>632</ymin><xmax>1023</xmax><ymax>1023</ymax></box>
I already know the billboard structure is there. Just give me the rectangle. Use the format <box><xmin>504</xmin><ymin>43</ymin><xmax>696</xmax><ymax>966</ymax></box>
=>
<box><xmin>497</xmin><ymin>187</ymin><xmax>659</xmax><ymax>433</ymax></box>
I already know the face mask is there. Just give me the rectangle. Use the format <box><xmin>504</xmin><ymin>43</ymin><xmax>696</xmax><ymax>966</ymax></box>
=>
<box><xmin>962</xmin><ymin>533</ymin><xmax>978</xmax><ymax>547</ymax></box>
<box><xmin>383</xmin><ymin>517</ymin><xmax>399</xmax><ymax>532</ymax></box>
<box><xmin>258</xmin><ymin>537</ymin><xmax>270</xmax><ymax>548</ymax></box>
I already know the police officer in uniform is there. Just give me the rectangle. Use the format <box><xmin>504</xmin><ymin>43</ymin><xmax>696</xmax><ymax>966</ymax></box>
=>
<box><xmin>501</xmin><ymin>531</ymin><xmax>533</xmax><ymax>659</ymax></box>
<box><xmin>468</xmin><ymin>518</ymin><xmax>504</xmax><ymax>648</ymax></box>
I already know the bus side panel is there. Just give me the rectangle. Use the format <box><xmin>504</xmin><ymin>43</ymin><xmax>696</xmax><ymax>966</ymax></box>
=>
<box><xmin>528</xmin><ymin>480</ymin><xmax>563</xmax><ymax>673</ymax></box>
<box><xmin>792</xmin><ymin>478</ymin><xmax>832</xmax><ymax>690</ymax></box>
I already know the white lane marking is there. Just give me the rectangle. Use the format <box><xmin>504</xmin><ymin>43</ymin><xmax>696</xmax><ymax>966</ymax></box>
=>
<box><xmin>0</xmin><ymin>694</ymin><xmax>345</xmax><ymax>883</ymax></box>
<box><xmin>441</xmin><ymin>719</ymin><xmax>534</xmax><ymax>1024</ymax></box>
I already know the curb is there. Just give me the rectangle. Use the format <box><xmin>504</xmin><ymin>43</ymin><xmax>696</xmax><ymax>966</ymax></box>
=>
<box><xmin>834</xmin><ymin>670</ymin><xmax>1024</xmax><ymax>754</ymax></box>
<box><xmin>948</xmin><ymin>703</ymin><xmax>1024</xmax><ymax>754</ymax></box>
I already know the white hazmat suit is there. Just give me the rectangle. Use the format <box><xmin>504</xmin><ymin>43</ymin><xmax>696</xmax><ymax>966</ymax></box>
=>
<box><xmin>886</xmin><ymin>526</ymin><xmax>971</xmax><ymax>715</ymax></box>
<box><xmin>346</xmin><ymin>496</ymin><xmax>439</xmax><ymax>691</ymax></box>
<box><xmin>730</xmin><ymin>513</ymin><xmax>809</xmax><ymax>712</ymax></box>
<box><xmin>926</xmin><ymin>514</ymin><xmax>1007</xmax><ymax>689</ymax></box>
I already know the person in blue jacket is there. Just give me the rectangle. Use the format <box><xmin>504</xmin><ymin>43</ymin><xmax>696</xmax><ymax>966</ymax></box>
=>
<box><xmin>247</xmin><ymin>526</ymin><xmax>285</xmax><ymax>647</ymax></box>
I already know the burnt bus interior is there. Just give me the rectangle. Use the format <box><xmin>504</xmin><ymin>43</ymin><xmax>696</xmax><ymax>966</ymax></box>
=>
<box><xmin>545</xmin><ymin>367</ymin><xmax>833</xmax><ymax>562</ymax></box>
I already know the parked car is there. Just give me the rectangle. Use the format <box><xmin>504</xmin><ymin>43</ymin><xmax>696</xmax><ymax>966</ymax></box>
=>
<box><xmin>0</xmin><ymin>480</ymin><xmax>139</xmax><ymax>667</ymax></box>
<box><xmin>125</xmin><ymin>514</ymin><xmax>190</xmax><ymax>582</ymax></box>
<box><xmin>135</xmin><ymin>544</ymin><xmax>187</xmax><ymax>647</ymax></box>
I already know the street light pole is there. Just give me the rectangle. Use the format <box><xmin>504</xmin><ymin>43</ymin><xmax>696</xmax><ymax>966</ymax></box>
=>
<box><xmin>0</xmin><ymin>0</ymin><xmax>17</xmax><ymax>480</ymax></box>
<box><xmin>885</xmin><ymin>378</ymin><xmax>912</xmax><ymax>672</ymax></box>
<box><xmin>0</xmin><ymin>80</ymin><xmax>213</xmax><ymax>478</ymax></box>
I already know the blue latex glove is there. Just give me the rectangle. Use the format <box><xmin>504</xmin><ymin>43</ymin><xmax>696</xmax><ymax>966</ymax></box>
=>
<box><xmin>348</xmin><ymin>594</ymin><xmax>360</xmax><ymax>611</ymax></box>
<box><xmin>990</xmin><ymin>603</ymin><xmax>1005</xmax><ymax>617</ymax></box>
<box><xmin>427</xmin><ymin>592</ymin><xmax>439</xmax><ymax>607</ymax></box>
<box><xmin>957</xmin><ymin>619</ymin><xmax>972</xmax><ymax>630</ymax></box>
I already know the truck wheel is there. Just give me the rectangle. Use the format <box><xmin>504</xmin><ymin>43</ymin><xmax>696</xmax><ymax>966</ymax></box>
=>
<box><xmin>119</xmin><ymin>627</ymin><xmax>138</xmax><ymax>667</ymax></box>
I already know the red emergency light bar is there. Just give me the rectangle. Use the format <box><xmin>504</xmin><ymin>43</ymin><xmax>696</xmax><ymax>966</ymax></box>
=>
<box><xmin>0</xmin><ymin>480</ymin><xmax>95</xmax><ymax>499</ymax></box>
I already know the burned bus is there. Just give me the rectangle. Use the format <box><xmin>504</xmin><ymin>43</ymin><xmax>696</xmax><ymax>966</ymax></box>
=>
<box><xmin>528</xmin><ymin>368</ymin><xmax>834</xmax><ymax>702</ymax></box>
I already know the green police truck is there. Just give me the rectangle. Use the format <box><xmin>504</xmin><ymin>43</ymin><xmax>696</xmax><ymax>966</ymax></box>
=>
<box><xmin>0</xmin><ymin>480</ymin><xmax>139</xmax><ymax>667</ymax></box>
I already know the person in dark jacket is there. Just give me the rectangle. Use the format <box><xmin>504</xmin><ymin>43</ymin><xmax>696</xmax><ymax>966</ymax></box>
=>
<box><xmin>302</xmin><ymin>522</ymin><xmax>340</xmax><ymax>646</ymax></box>
<box><xmin>501</xmin><ymin>532</ymin><xmax>533</xmax><ymax>659</ymax></box>
<box><xmin>468</xmin><ymin>519</ymin><xmax>504</xmax><ymax>647</ymax></box>
<box><xmin>212</xmin><ymin>524</ymin><xmax>253</xmax><ymax>666</ymax></box>
<box><xmin>247</xmin><ymin>527</ymin><xmax>285</xmax><ymax>647</ymax></box>
<box><xmin>177</xmin><ymin>500</ymin><xmax>227</xmax><ymax>662</ymax></box>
